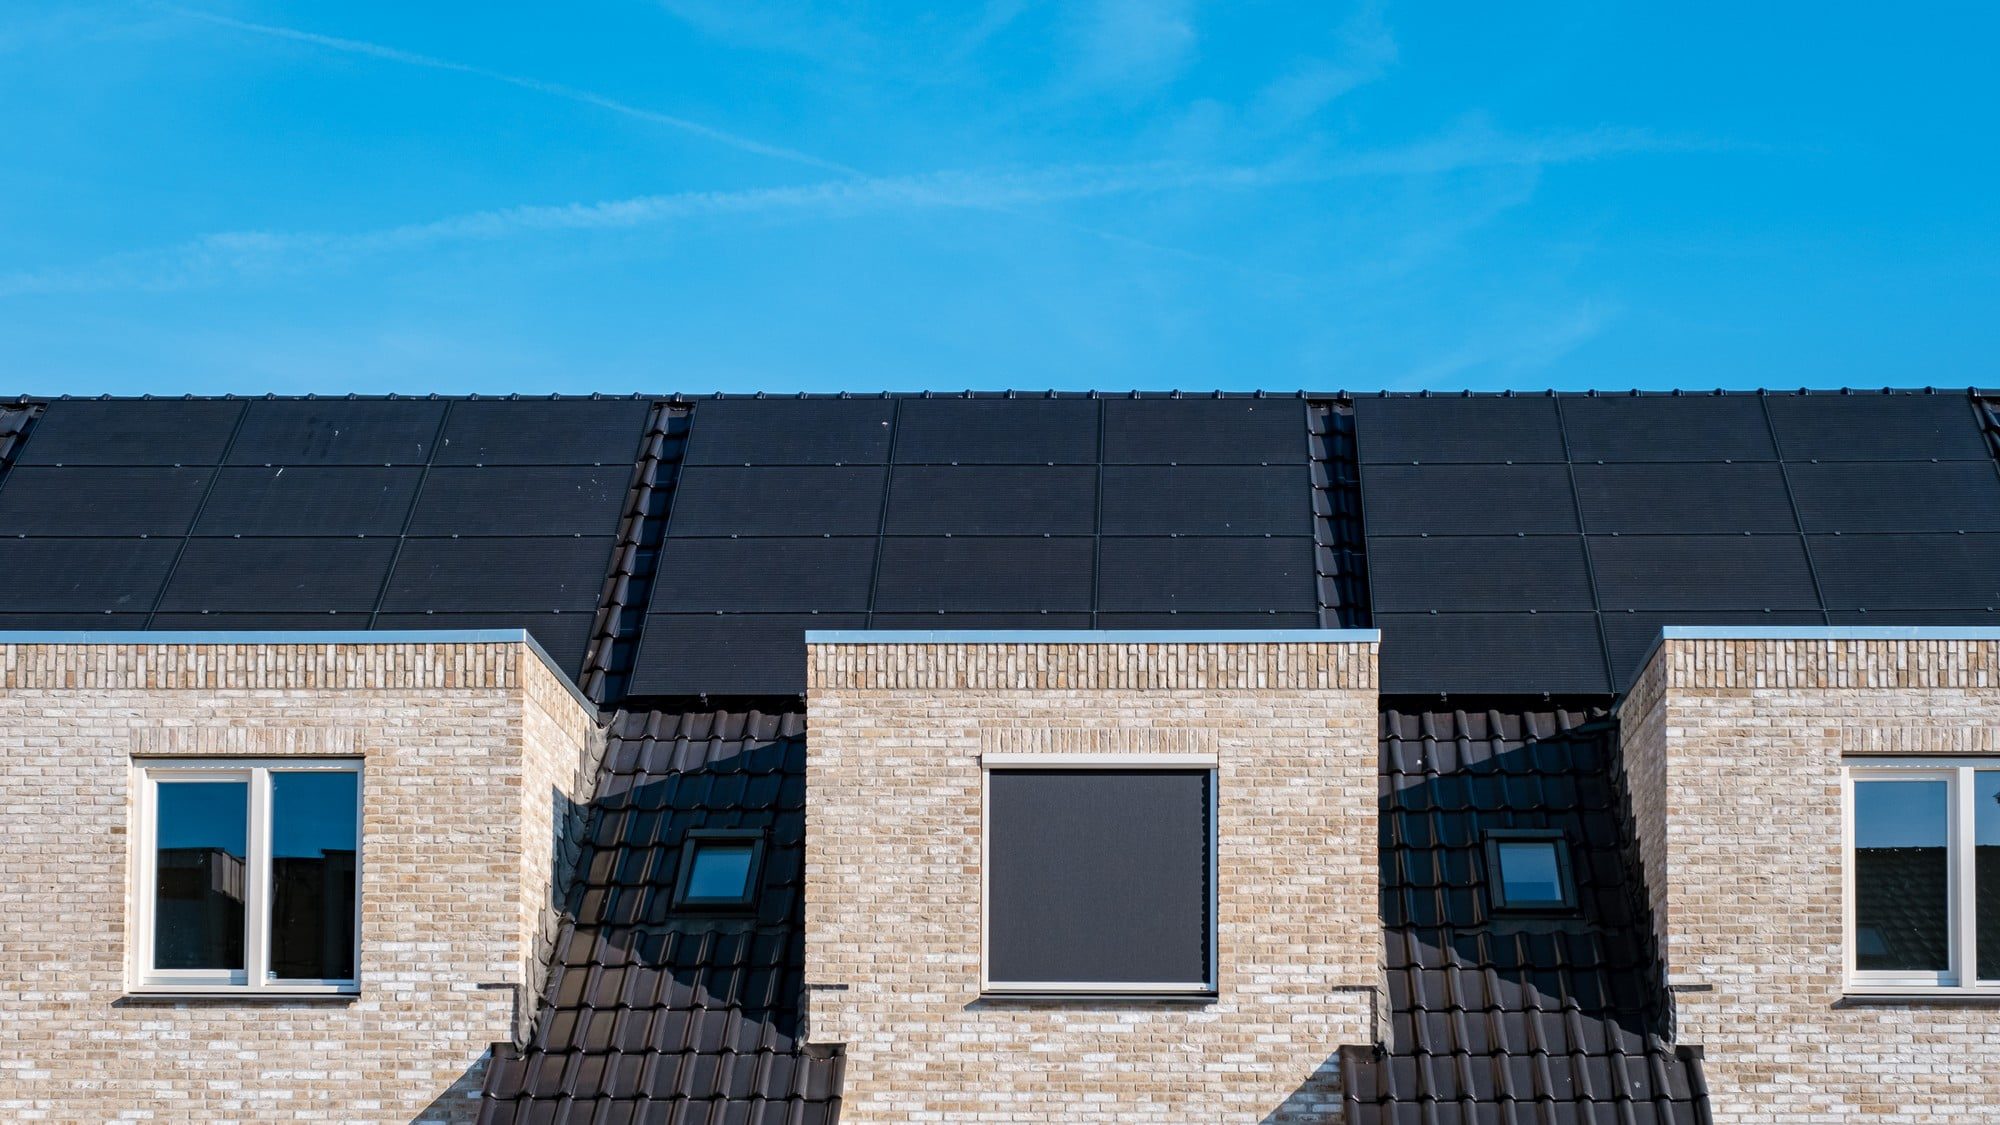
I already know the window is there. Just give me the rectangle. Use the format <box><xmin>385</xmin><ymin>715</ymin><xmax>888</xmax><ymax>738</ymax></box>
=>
<box><xmin>1484</xmin><ymin>829</ymin><xmax>1578</xmax><ymax>912</ymax></box>
<box><xmin>1845</xmin><ymin>762</ymin><xmax>2000</xmax><ymax>993</ymax></box>
<box><xmin>982</xmin><ymin>762</ymin><xmax>1215</xmax><ymax>995</ymax></box>
<box><xmin>673</xmin><ymin>829</ymin><xmax>765</xmax><ymax>911</ymax></box>
<box><xmin>135</xmin><ymin>760</ymin><xmax>360</xmax><ymax>994</ymax></box>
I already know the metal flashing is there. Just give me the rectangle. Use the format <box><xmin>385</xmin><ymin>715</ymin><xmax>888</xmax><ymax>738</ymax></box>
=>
<box><xmin>804</xmin><ymin>628</ymin><xmax>1379</xmax><ymax>644</ymax></box>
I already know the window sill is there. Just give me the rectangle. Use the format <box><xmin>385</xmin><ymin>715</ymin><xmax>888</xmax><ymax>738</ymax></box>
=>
<box><xmin>1839</xmin><ymin>988</ymin><xmax>2000</xmax><ymax>1006</ymax></box>
<box><xmin>978</xmin><ymin>989</ymin><xmax>1218</xmax><ymax>1003</ymax></box>
<box><xmin>122</xmin><ymin>987</ymin><xmax>359</xmax><ymax>1002</ymax></box>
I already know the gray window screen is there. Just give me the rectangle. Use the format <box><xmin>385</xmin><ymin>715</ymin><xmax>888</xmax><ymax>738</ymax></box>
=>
<box><xmin>986</xmin><ymin>768</ymin><xmax>1212</xmax><ymax>989</ymax></box>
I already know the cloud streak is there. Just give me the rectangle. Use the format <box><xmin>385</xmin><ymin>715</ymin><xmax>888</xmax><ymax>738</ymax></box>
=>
<box><xmin>0</xmin><ymin>124</ymin><xmax>1719</xmax><ymax>297</ymax></box>
<box><xmin>160</xmin><ymin>5</ymin><xmax>864</xmax><ymax>176</ymax></box>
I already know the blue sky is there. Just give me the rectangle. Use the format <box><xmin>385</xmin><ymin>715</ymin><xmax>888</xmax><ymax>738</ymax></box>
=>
<box><xmin>2</xmin><ymin>2</ymin><xmax>1995</xmax><ymax>395</ymax></box>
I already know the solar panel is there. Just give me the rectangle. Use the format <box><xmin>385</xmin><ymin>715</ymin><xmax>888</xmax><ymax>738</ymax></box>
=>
<box><xmin>668</xmin><ymin>466</ymin><xmax>888</xmax><ymax>537</ymax></box>
<box><xmin>373</xmin><ymin>612</ymin><xmax>595</xmax><ymax>674</ymax></box>
<box><xmin>0</xmin><ymin>613</ymin><xmax>148</xmax><ymax>630</ymax></box>
<box><xmin>628</xmin><ymin>613</ymin><xmax>869</xmax><ymax>695</ymax></box>
<box><xmin>873</xmin><ymin>537</ymin><xmax>1095</xmax><ymax>612</ymax></box>
<box><xmin>883</xmin><ymin>466</ymin><xmax>1096</xmax><ymax>536</ymax></box>
<box><xmin>681</xmin><ymin>398</ymin><xmax>896</xmax><ymax>466</ymax></box>
<box><xmin>1094</xmin><ymin>612</ymin><xmax>1321</xmax><ymax>629</ymax></box>
<box><xmin>1354</xmin><ymin>396</ymin><xmax>1566</xmax><ymax>464</ymax></box>
<box><xmin>1588</xmin><ymin>535</ymin><xmax>1820</xmax><ymax>611</ymax></box>
<box><xmin>380</xmin><ymin>537</ymin><xmax>613</xmax><ymax>612</ymax></box>
<box><xmin>1359</xmin><ymin>464</ymin><xmax>1579</xmax><ymax>536</ymax></box>
<box><xmin>195</xmin><ymin>467</ymin><xmax>421</xmax><ymax>537</ymax></box>
<box><xmin>159</xmin><ymin>538</ymin><xmax>399</xmax><ymax>613</ymax></box>
<box><xmin>1558</xmin><ymin>396</ymin><xmax>1778</xmax><ymax>462</ymax></box>
<box><xmin>867</xmin><ymin>613</ymin><xmax>1095</xmax><ymax>630</ymax></box>
<box><xmin>150</xmin><ymin>613</ymin><xmax>373</xmax><ymax>631</ymax></box>
<box><xmin>1810</xmin><ymin>533</ymin><xmax>2000</xmax><ymax>610</ymax></box>
<box><xmin>1788</xmin><ymin>462</ymin><xmax>2000</xmax><ymax>533</ymax></box>
<box><xmin>892</xmin><ymin>398</ymin><xmax>1100</xmax><ymax>464</ymax></box>
<box><xmin>1601</xmin><ymin>609</ymin><xmax>1827</xmax><ymax>689</ymax></box>
<box><xmin>0</xmin><ymin>466</ymin><xmax>211</xmax><ymax>536</ymax></box>
<box><xmin>0</xmin><ymin>538</ymin><xmax>181</xmax><ymax>613</ymax></box>
<box><xmin>227</xmin><ymin>399</ymin><xmax>447</xmax><ymax>465</ymax></box>
<box><xmin>1572</xmin><ymin>463</ymin><xmax>1798</xmax><ymax>535</ymax></box>
<box><xmin>650</xmin><ymin>537</ymin><xmax>877</xmax><ymax>613</ymax></box>
<box><xmin>1376</xmin><ymin>611</ymin><xmax>1610</xmax><ymax>694</ymax></box>
<box><xmin>408</xmin><ymin>466</ymin><xmax>629</xmax><ymax>536</ymax></box>
<box><xmin>15</xmin><ymin>399</ymin><xmax>243</xmax><ymax>466</ymax></box>
<box><xmin>1102</xmin><ymin>399</ymin><xmax>1306</xmax><ymax>465</ymax></box>
<box><xmin>1826</xmin><ymin>609</ymin><xmax>2000</xmax><ymax>625</ymax></box>
<box><xmin>1765</xmin><ymin>394</ymin><xmax>1989</xmax><ymax>462</ymax></box>
<box><xmin>1100</xmin><ymin>465</ymin><xmax>1308</xmax><ymax>536</ymax></box>
<box><xmin>1366</xmin><ymin>537</ymin><xmax>1595</xmax><ymax>613</ymax></box>
<box><xmin>1096</xmin><ymin>537</ymin><xmax>1316</xmax><ymax>613</ymax></box>
<box><xmin>434</xmin><ymin>399</ymin><xmax>653</xmax><ymax>465</ymax></box>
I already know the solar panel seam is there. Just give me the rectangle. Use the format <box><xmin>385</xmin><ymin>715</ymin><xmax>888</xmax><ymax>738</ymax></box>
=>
<box><xmin>861</xmin><ymin>399</ymin><xmax>904</xmax><ymax>629</ymax></box>
<box><xmin>1552</xmin><ymin>397</ymin><xmax>1620</xmax><ymax>693</ymax></box>
<box><xmin>366</xmin><ymin>400</ymin><xmax>458</xmax><ymax>631</ymax></box>
<box><xmin>1090</xmin><ymin>397</ymin><xmax>1107</xmax><ymax>628</ymax></box>
<box><xmin>140</xmin><ymin>402</ymin><xmax>249</xmax><ymax>628</ymax></box>
<box><xmin>1754</xmin><ymin>392</ymin><xmax>1833</xmax><ymax>625</ymax></box>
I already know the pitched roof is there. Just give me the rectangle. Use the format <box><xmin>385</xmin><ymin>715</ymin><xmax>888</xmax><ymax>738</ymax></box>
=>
<box><xmin>479</xmin><ymin>708</ymin><xmax>842</xmax><ymax>1124</ymax></box>
<box><xmin>1344</xmin><ymin>704</ymin><xmax>1708</xmax><ymax>1124</ymax></box>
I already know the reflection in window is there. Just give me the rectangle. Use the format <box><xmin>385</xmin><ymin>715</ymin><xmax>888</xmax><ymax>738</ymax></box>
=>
<box><xmin>1853</xmin><ymin>778</ymin><xmax>1949</xmax><ymax>974</ymax></box>
<box><xmin>674</xmin><ymin>831</ymin><xmax>766</xmax><ymax>910</ymax></box>
<box><xmin>1495</xmin><ymin>841</ymin><xmax>1567</xmax><ymax>906</ymax></box>
<box><xmin>269</xmin><ymin>771</ymin><xmax>359</xmax><ymax>981</ymax></box>
<box><xmin>153</xmin><ymin>781</ymin><xmax>248</xmax><ymax>971</ymax></box>
<box><xmin>1980</xmin><ymin>772</ymin><xmax>2000</xmax><ymax>982</ymax></box>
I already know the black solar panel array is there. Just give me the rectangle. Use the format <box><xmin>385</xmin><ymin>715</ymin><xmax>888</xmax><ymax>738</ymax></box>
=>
<box><xmin>1359</xmin><ymin>391</ymin><xmax>2000</xmax><ymax>694</ymax></box>
<box><xmin>630</xmin><ymin>396</ymin><xmax>1318</xmax><ymax>695</ymax></box>
<box><xmin>0</xmin><ymin>397</ymin><xmax>652</xmax><ymax>674</ymax></box>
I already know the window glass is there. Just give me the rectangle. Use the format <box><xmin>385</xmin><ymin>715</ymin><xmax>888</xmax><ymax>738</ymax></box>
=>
<box><xmin>1495</xmin><ymin>840</ymin><xmax>1567</xmax><ymax>906</ymax></box>
<box><xmin>269</xmin><ymin>771</ymin><xmax>359</xmax><ymax>981</ymax></box>
<box><xmin>684</xmin><ymin>841</ymin><xmax>757</xmax><ymax>902</ymax></box>
<box><xmin>1853</xmin><ymin>778</ymin><xmax>1949</xmax><ymax>973</ymax></box>
<box><xmin>1978</xmin><ymin>771</ymin><xmax>2000</xmax><ymax>982</ymax></box>
<box><xmin>153</xmin><ymin>780</ymin><xmax>248</xmax><ymax>971</ymax></box>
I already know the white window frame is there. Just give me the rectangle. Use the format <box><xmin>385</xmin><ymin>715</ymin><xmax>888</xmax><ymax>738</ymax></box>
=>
<box><xmin>131</xmin><ymin>758</ymin><xmax>362</xmax><ymax>996</ymax></box>
<box><xmin>978</xmin><ymin>752</ymin><xmax>1219</xmax><ymax>997</ymax></box>
<box><xmin>1843</xmin><ymin>759</ymin><xmax>2000</xmax><ymax>997</ymax></box>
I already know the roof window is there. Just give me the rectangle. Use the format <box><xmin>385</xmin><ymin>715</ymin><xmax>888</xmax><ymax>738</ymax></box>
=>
<box><xmin>1485</xmin><ymin>829</ymin><xmax>1577</xmax><ymax>913</ymax></box>
<box><xmin>674</xmin><ymin>830</ymin><xmax>765</xmax><ymax>911</ymax></box>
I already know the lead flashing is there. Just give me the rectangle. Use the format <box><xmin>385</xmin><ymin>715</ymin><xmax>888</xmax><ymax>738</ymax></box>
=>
<box><xmin>0</xmin><ymin>629</ymin><xmax>597</xmax><ymax>715</ymax></box>
<box><xmin>803</xmin><ymin>628</ymin><xmax>1380</xmax><ymax>645</ymax></box>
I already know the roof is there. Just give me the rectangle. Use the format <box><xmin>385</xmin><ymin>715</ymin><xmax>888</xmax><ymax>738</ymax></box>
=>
<box><xmin>1346</xmin><ymin>704</ymin><xmax>1708</xmax><ymax>1124</ymax></box>
<box><xmin>479</xmin><ymin>709</ymin><xmax>842</xmax><ymax>1124</ymax></box>
<box><xmin>0</xmin><ymin>389</ymin><xmax>1994</xmax><ymax>697</ymax></box>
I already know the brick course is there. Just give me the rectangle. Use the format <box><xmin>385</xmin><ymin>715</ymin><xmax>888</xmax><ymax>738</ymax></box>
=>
<box><xmin>1621</xmin><ymin>635</ymin><xmax>2000</xmax><ymax>1123</ymax></box>
<box><xmin>804</xmin><ymin>638</ymin><xmax>1380</xmax><ymax>1123</ymax></box>
<box><xmin>0</xmin><ymin>639</ymin><xmax>600</xmax><ymax>1124</ymax></box>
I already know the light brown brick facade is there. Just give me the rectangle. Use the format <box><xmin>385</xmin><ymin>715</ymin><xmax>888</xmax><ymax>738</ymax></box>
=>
<box><xmin>1621</xmin><ymin>633</ymin><xmax>2000</xmax><ymax>1123</ymax></box>
<box><xmin>803</xmin><ymin>635</ymin><xmax>1381</xmax><ymax>1123</ymax></box>
<box><xmin>0</xmin><ymin>637</ymin><xmax>602</xmax><ymax>1123</ymax></box>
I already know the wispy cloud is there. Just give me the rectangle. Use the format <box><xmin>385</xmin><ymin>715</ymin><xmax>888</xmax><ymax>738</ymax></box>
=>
<box><xmin>160</xmin><ymin>5</ymin><xmax>863</xmax><ymax>176</ymax></box>
<box><xmin>1393</xmin><ymin>301</ymin><xmax>1617</xmax><ymax>388</ymax></box>
<box><xmin>1251</xmin><ymin>3</ymin><xmax>1397</xmax><ymax>128</ymax></box>
<box><xmin>1068</xmin><ymin>0</ymin><xmax>1199</xmax><ymax>92</ymax></box>
<box><xmin>0</xmin><ymin>124</ymin><xmax>1716</xmax><ymax>298</ymax></box>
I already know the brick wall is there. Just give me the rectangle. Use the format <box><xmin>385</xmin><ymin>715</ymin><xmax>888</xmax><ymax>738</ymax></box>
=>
<box><xmin>804</xmin><ymin>637</ymin><xmax>1380</xmax><ymax>1123</ymax></box>
<box><xmin>0</xmin><ymin>638</ymin><xmax>601</xmax><ymax>1124</ymax></box>
<box><xmin>1621</xmin><ymin>634</ymin><xmax>2000</xmax><ymax>1123</ymax></box>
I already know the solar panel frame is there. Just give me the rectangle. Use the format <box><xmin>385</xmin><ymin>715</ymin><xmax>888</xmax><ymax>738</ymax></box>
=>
<box><xmin>1096</xmin><ymin>537</ymin><xmax>1317</xmax><ymax>613</ymax></box>
<box><xmin>1358</xmin><ymin>464</ymin><xmax>1579</xmax><ymax>537</ymax></box>
<box><xmin>872</xmin><ymin>537</ymin><xmax>1096</xmax><ymax>612</ymax></box>
<box><xmin>649</xmin><ymin>537</ymin><xmax>878</xmax><ymax>613</ymax></box>
<box><xmin>13</xmin><ymin>399</ymin><xmax>243</xmax><ymax>466</ymax></box>
<box><xmin>1102</xmin><ymin>399</ymin><xmax>1307</xmax><ymax>465</ymax></box>
<box><xmin>0</xmin><ymin>466</ymin><xmax>213</xmax><ymax>536</ymax></box>
<box><xmin>226</xmin><ymin>399</ymin><xmax>447</xmax><ymax>466</ymax></box>
<box><xmin>195</xmin><ymin>467</ymin><xmax>423</xmax><ymax>537</ymax></box>
<box><xmin>681</xmin><ymin>398</ymin><xmax>897</xmax><ymax>466</ymax></box>
<box><xmin>892</xmin><ymin>398</ymin><xmax>1101</xmax><ymax>464</ymax></box>
<box><xmin>1354</xmin><ymin>396</ymin><xmax>1567</xmax><ymax>464</ymax></box>
<box><xmin>407</xmin><ymin>466</ymin><xmax>630</xmax><ymax>537</ymax></box>
<box><xmin>1366</xmin><ymin>536</ymin><xmax>1597</xmax><ymax>613</ymax></box>
<box><xmin>883</xmin><ymin>466</ymin><xmax>1097</xmax><ymax>536</ymax></box>
<box><xmin>667</xmin><ymin>466</ymin><xmax>889</xmax><ymax>537</ymax></box>
<box><xmin>1100</xmin><ymin>465</ymin><xmax>1309</xmax><ymax>536</ymax></box>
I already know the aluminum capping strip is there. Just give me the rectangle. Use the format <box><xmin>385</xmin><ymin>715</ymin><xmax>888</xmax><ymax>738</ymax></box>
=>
<box><xmin>0</xmin><ymin>628</ymin><xmax>598</xmax><ymax>714</ymax></box>
<box><xmin>804</xmin><ymin>628</ymin><xmax>1380</xmax><ymax>643</ymax></box>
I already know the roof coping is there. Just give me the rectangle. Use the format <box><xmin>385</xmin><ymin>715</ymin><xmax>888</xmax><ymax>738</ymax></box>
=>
<box><xmin>804</xmin><ymin>628</ymin><xmax>1380</xmax><ymax>644</ymax></box>
<box><xmin>0</xmin><ymin>629</ymin><xmax>597</xmax><ymax>714</ymax></box>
